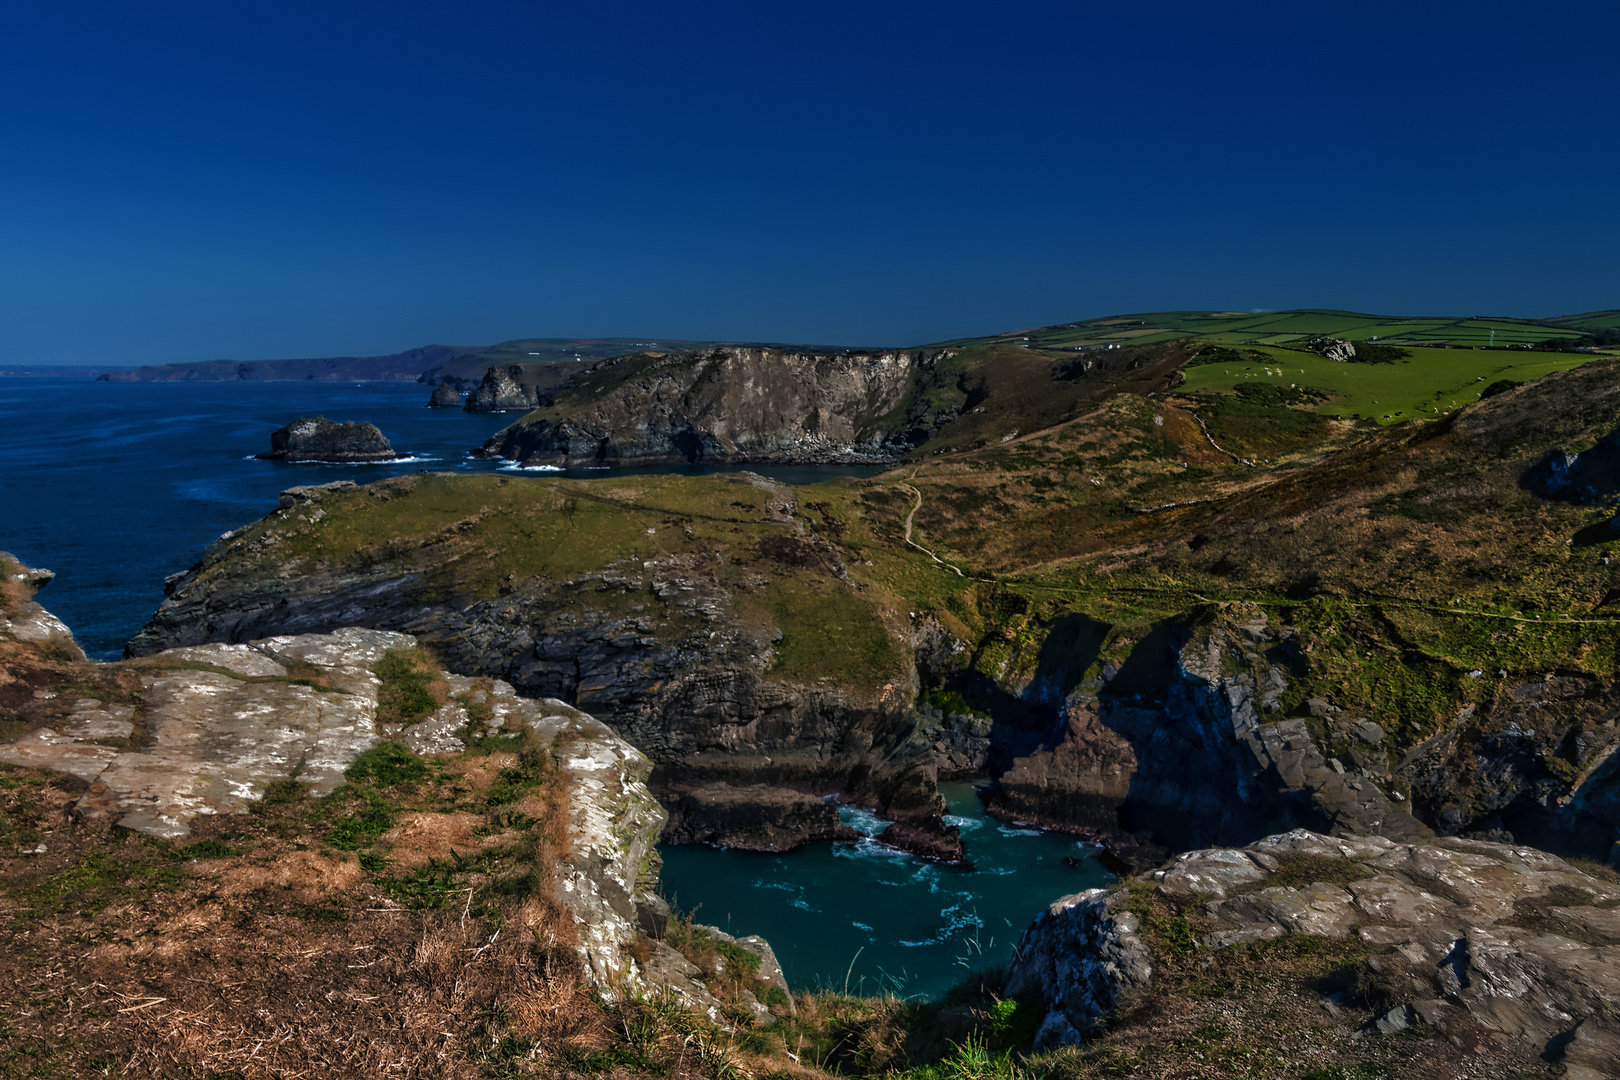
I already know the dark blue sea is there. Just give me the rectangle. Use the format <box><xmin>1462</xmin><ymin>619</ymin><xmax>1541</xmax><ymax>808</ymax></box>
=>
<box><xmin>0</xmin><ymin>379</ymin><xmax>884</xmax><ymax>660</ymax></box>
<box><xmin>0</xmin><ymin>376</ymin><xmax>1109</xmax><ymax>996</ymax></box>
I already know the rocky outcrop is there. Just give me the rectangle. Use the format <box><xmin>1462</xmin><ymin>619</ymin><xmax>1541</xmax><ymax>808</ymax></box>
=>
<box><xmin>877</xmin><ymin>815</ymin><xmax>966</xmax><ymax>862</ymax></box>
<box><xmin>256</xmin><ymin>416</ymin><xmax>398</xmax><ymax>462</ymax></box>
<box><xmin>1399</xmin><ymin>675</ymin><xmax>1620</xmax><ymax>858</ymax></box>
<box><xmin>475</xmin><ymin>346</ymin><xmax>958</xmax><ymax>467</ymax></box>
<box><xmin>662</xmin><ymin>784</ymin><xmax>857</xmax><ymax>851</ymax></box>
<box><xmin>989</xmin><ymin>606</ymin><xmax>1432</xmax><ymax>862</ymax></box>
<box><xmin>1308</xmin><ymin>337</ymin><xmax>1358</xmax><ymax>362</ymax></box>
<box><xmin>642</xmin><ymin>924</ymin><xmax>794</xmax><ymax>1027</ymax></box>
<box><xmin>128</xmin><ymin>475</ymin><xmax>951</xmax><ymax>853</ymax></box>
<box><xmin>463</xmin><ymin>362</ymin><xmax>580</xmax><ymax>412</ymax></box>
<box><xmin>0</xmin><ymin>555</ymin><xmax>85</xmax><ymax>661</ymax></box>
<box><xmin>1006</xmin><ymin>829</ymin><xmax>1620</xmax><ymax>1072</ymax></box>
<box><xmin>427</xmin><ymin>381</ymin><xmax>461</xmax><ymax>407</ymax></box>
<box><xmin>0</xmin><ymin>616</ymin><xmax>672</xmax><ymax>997</ymax></box>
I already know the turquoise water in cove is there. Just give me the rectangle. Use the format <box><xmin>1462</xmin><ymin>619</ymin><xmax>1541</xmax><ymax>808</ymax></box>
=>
<box><xmin>660</xmin><ymin>782</ymin><xmax>1111</xmax><ymax>998</ymax></box>
<box><xmin>0</xmin><ymin>377</ymin><xmax>1112</xmax><ymax>996</ymax></box>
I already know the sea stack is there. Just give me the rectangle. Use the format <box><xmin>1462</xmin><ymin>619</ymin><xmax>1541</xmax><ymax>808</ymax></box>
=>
<box><xmin>257</xmin><ymin>417</ymin><xmax>398</xmax><ymax>463</ymax></box>
<box><xmin>427</xmin><ymin>381</ymin><xmax>461</xmax><ymax>407</ymax></box>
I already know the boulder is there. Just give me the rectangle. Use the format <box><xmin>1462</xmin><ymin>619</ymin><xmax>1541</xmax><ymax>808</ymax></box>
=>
<box><xmin>1005</xmin><ymin>828</ymin><xmax>1620</xmax><ymax>1066</ymax></box>
<box><xmin>256</xmin><ymin>416</ymin><xmax>398</xmax><ymax>462</ymax></box>
<box><xmin>878</xmin><ymin>815</ymin><xmax>967</xmax><ymax>862</ymax></box>
<box><xmin>661</xmin><ymin>783</ymin><xmax>857</xmax><ymax>851</ymax></box>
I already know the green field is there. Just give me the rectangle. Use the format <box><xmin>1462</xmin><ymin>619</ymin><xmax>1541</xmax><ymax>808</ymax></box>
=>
<box><xmin>934</xmin><ymin>306</ymin><xmax>1616</xmax><ymax>351</ymax></box>
<box><xmin>1178</xmin><ymin>344</ymin><xmax>1594</xmax><ymax>423</ymax></box>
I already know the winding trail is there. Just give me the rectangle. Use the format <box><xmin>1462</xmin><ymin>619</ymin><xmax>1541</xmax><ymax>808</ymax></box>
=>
<box><xmin>898</xmin><ymin>482</ymin><xmax>967</xmax><ymax>577</ymax></box>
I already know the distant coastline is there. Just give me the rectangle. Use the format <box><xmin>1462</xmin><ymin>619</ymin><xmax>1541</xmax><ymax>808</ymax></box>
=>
<box><xmin>0</xmin><ymin>365</ymin><xmax>113</xmax><ymax>378</ymax></box>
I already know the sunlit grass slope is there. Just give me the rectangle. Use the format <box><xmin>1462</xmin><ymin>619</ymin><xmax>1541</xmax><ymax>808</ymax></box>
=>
<box><xmin>1178</xmin><ymin>343</ymin><xmax>1593</xmax><ymax>423</ymax></box>
<box><xmin>932</xmin><ymin>307</ymin><xmax>1614</xmax><ymax>351</ymax></box>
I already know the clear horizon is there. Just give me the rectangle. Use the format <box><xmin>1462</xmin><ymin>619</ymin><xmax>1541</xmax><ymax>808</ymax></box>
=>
<box><xmin>4</xmin><ymin>1</ymin><xmax>1617</xmax><ymax>365</ymax></box>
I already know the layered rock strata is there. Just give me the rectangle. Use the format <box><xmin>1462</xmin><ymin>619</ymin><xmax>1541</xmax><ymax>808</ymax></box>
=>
<box><xmin>1006</xmin><ymin>829</ymin><xmax>1620</xmax><ymax>1075</ymax></box>
<box><xmin>128</xmin><ymin>476</ymin><xmax>952</xmax><ymax>854</ymax></box>
<box><xmin>475</xmin><ymin>346</ymin><xmax>957</xmax><ymax>467</ymax></box>
<box><xmin>988</xmin><ymin>606</ymin><xmax>1433</xmax><ymax>863</ymax></box>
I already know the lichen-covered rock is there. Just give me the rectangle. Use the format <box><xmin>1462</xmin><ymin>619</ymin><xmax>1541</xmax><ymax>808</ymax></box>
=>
<box><xmin>0</xmin><ymin>555</ymin><xmax>85</xmax><ymax>660</ymax></box>
<box><xmin>4</xmin><ymin>628</ymin><xmax>416</xmax><ymax>838</ymax></box>
<box><xmin>0</xmin><ymin>621</ymin><xmax>677</xmax><ymax>999</ymax></box>
<box><xmin>256</xmin><ymin>416</ymin><xmax>398</xmax><ymax>462</ymax></box>
<box><xmin>1008</xmin><ymin>828</ymin><xmax>1620</xmax><ymax>1068</ymax></box>
<box><xmin>1002</xmin><ymin>888</ymin><xmax>1153</xmax><ymax>1049</ymax></box>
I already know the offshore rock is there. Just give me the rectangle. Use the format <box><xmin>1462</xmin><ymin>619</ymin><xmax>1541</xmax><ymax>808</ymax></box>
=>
<box><xmin>463</xmin><ymin>362</ymin><xmax>581</xmax><ymax>412</ymax></box>
<box><xmin>1006</xmin><ymin>829</ymin><xmax>1620</xmax><ymax>1066</ymax></box>
<box><xmin>427</xmin><ymin>380</ymin><xmax>462</xmax><ymax>407</ymax></box>
<box><xmin>256</xmin><ymin>416</ymin><xmax>398</xmax><ymax>462</ymax></box>
<box><xmin>877</xmin><ymin>815</ymin><xmax>966</xmax><ymax>862</ymax></box>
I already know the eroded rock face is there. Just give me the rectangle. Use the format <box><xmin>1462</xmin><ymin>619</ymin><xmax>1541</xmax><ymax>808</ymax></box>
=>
<box><xmin>1007</xmin><ymin>829</ymin><xmax>1620</xmax><ymax>1068</ymax></box>
<box><xmin>476</xmin><ymin>346</ymin><xmax>957</xmax><ymax>467</ymax></box>
<box><xmin>128</xmin><ymin>477</ymin><xmax>950</xmax><ymax>852</ymax></box>
<box><xmin>991</xmin><ymin>606</ymin><xmax>1431</xmax><ymax>859</ymax></box>
<box><xmin>0</xmin><ymin>618</ymin><xmax>674</xmax><ymax>999</ymax></box>
<box><xmin>0</xmin><ymin>556</ymin><xmax>85</xmax><ymax>661</ymax></box>
<box><xmin>465</xmin><ymin>364</ymin><xmax>547</xmax><ymax>411</ymax></box>
<box><xmin>257</xmin><ymin>417</ymin><xmax>398</xmax><ymax>462</ymax></box>
<box><xmin>662</xmin><ymin>784</ymin><xmax>857</xmax><ymax>851</ymax></box>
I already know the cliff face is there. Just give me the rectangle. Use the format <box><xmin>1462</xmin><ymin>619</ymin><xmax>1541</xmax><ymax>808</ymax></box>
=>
<box><xmin>475</xmin><ymin>347</ymin><xmax>958</xmax><ymax>466</ymax></box>
<box><xmin>990</xmin><ymin>606</ymin><xmax>1433</xmax><ymax>863</ymax></box>
<box><xmin>128</xmin><ymin>475</ymin><xmax>950</xmax><ymax>852</ymax></box>
<box><xmin>462</xmin><ymin>362</ymin><xmax>583</xmax><ymax>412</ymax></box>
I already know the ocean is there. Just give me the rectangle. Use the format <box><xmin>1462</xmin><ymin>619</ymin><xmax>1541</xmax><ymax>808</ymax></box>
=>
<box><xmin>0</xmin><ymin>376</ymin><xmax>1108</xmax><ymax>995</ymax></box>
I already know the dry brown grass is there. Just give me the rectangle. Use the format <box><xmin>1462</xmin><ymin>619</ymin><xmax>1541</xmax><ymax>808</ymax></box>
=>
<box><xmin>0</xmin><ymin>659</ymin><xmax>616</xmax><ymax>1080</ymax></box>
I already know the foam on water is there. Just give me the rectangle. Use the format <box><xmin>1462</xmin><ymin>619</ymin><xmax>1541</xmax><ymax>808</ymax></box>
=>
<box><xmin>659</xmin><ymin>780</ymin><xmax>1113</xmax><ymax>998</ymax></box>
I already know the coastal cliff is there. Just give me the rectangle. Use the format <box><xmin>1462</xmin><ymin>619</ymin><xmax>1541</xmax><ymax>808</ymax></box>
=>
<box><xmin>474</xmin><ymin>346</ymin><xmax>959</xmax><ymax>466</ymax></box>
<box><xmin>1</xmin><ymin>574</ymin><xmax>803</xmax><ymax>1075</ymax></box>
<box><xmin>127</xmin><ymin>475</ymin><xmax>956</xmax><ymax>855</ymax></box>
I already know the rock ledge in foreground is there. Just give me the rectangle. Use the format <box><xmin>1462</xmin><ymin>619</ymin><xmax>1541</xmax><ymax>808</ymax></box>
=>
<box><xmin>1005</xmin><ymin>828</ymin><xmax>1620</xmax><ymax>1074</ymax></box>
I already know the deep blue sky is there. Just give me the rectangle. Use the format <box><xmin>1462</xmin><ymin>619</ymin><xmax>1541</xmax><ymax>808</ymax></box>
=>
<box><xmin>4</xmin><ymin>1</ymin><xmax>1617</xmax><ymax>364</ymax></box>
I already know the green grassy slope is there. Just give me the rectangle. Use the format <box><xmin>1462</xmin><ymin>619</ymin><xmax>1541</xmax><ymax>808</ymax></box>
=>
<box><xmin>1176</xmin><ymin>343</ymin><xmax>1593</xmax><ymax>424</ymax></box>
<box><xmin>931</xmin><ymin>307</ymin><xmax>1617</xmax><ymax>351</ymax></box>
